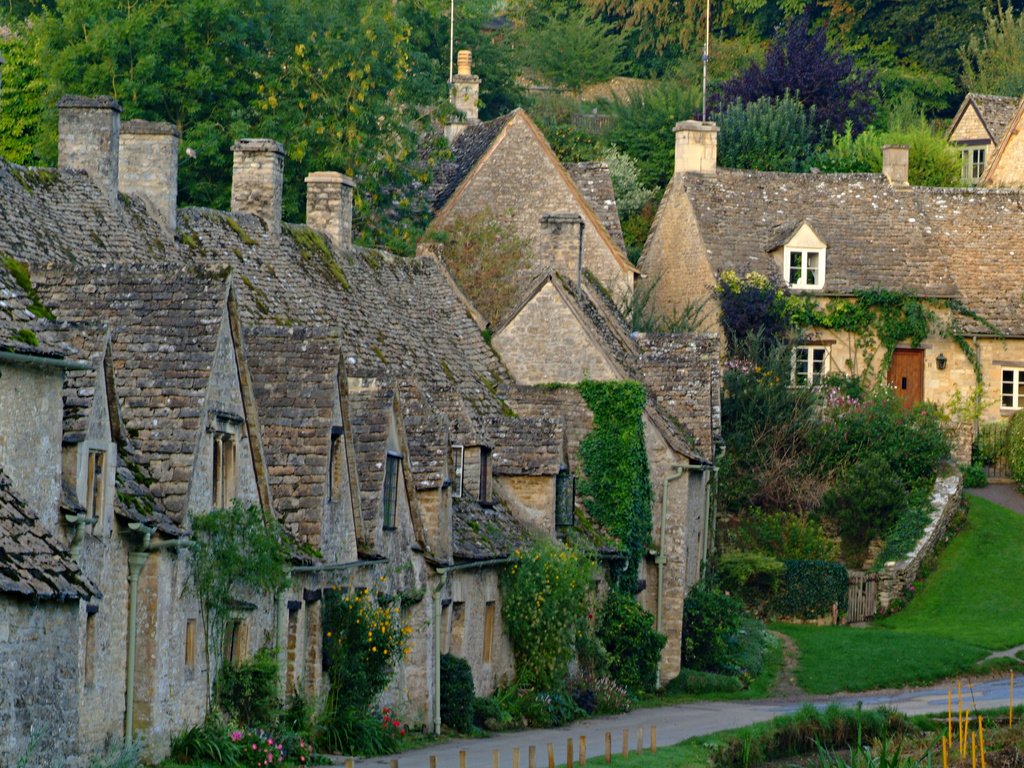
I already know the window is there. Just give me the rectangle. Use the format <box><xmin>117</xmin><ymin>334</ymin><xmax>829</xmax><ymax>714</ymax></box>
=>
<box><xmin>1003</xmin><ymin>368</ymin><xmax>1024</xmax><ymax>410</ymax></box>
<box><xmin>479</xmin><ymin>446</ymin><xmax>492</xmax><ymax>505</ymax></box>
<box><xmin>86</xmin><ymin>449</ymin><xmax>106</xmax><ymax>523</ymax></box>
<box><xmin>793</xmin><ymin>346</ymin><xmax>829</xmax><ymax>386</ymax></box>
<box><xmin>185</xmin><ymin>618</ymin><xmax>197</xmax><ymax>668</ymax></box>
<box><xmin>84</xmin><ymin>608</ymin><xmax>97</xmax><ymax>686</ymax></box>
<box><xmin>212</xmin><ymin>431</ymin><xmax>237</xmax><ymax>508</ymax></box>
<box><xmin>482</xmin><ymin>601</ymin><xmax>496</xmax><ymax>663</ymax></box>
<box><xmin>328</xmin><ymin>427</ymin><xmax>344</xmax><ymax>502</ymax></box>
<box><xmin>555</xmin><ymin>468</ymin><xmax>576</xmax><ymax>528</ymax></box>
<box><xmin>784</xmin><ymin>248</ymin><xmax>824</xmax><ymax>290</ymax></box>
<box><xmin>382</xmin><ymin>452</ymin><xmax>401</xmax><ymax>529</ymax></box>
<box><xmin>451</xmin><ymin>445</ymin><xmax>464</xmax><ymax>499</ymax></box>
<box><xmin>224</xmin><ymin>619</ymin><xmax>248</xmax><ymax>665</ymax></box>
<box><xmin>962</xmin><ymin>147</ymin><xmax>986</xmax><ymax>185</ymax></box>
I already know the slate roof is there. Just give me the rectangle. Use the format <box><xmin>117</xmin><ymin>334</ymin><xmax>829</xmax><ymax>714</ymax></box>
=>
<box><xmin>664</xmin><ymin>170</ymin><xmax>959</xmax><ymax>298</ymax></box>
<box><xmin>565</xmin><ymin>162</ymin><xmax>628</xmax><ymax>254</ymax></box>
<box><xmin>113</xmin><ymin>451</ymin><xmax>184</xmax><ymax>538</ymax></box>
<box><xmin>38</xmin><ymin>322</ymin><xmax>109</xmax><ymax>445</ymax></box>
<box><xmin>245</xmin><ymin>326</ymin><xmax>340</xmax><ymax>544</ymax></box>
<box><xmin>0</xmin><ymin>266</ymin><xmax>68</xmax><ymax>359</ymax></box>
<box><xmin>0</xmin><ymin>470</ymin><xmax>97</xmax><ymax>600</ymax></box>
<box><xmin>430</xmin><ymin>112</ymin><xmax>516</xmax><ymax>211</ymax></box>
<box><xmin>347</xmin><ymin>385</ymin><xmax>397</xmax><ymax>539</ymax></box>
<box><xmin>487</xmin><ymin>415</ymin><xmax>564</xmax><ymax>477</ymax></box>
<box><xmin>32</xmin><ymin>263</ymin><xmax>228</xmax><ymax>518</ymax></box>
<box><xmin>452</xmin><ymin>497</ymin><xmax>532</xmax><ymax>561</ymax></box>
<box><xmin>956</xmin><ymin>94</ymin><xmax>1019</xmax><ymax>144</ymax></box>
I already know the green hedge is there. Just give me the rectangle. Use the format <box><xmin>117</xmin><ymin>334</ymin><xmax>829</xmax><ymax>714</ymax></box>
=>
<box><xmin>1009</xmin><ymin>411</ymin><xmax>1024</xmax><ymax>489</ymax></box>
<box><xmin>772</xmin><ymin>560</ymin><xmax>848</xmax><ymax>619</ymax></box>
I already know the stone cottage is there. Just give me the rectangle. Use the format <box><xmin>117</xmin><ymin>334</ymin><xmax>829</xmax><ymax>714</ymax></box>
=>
<box><xmin>640</xmin><ymin>119</ymin><xmax>1024</xmax><ymax>456</ymax></box>
<box><xmin>946</xmin><ymin>92</ymin><xmax>1018</xmax><ymax>185</ymax></box>
<box><xmin>0</xmin><ymin>87</ymin><xmax>721</xmax><ymax>763</ymax></box>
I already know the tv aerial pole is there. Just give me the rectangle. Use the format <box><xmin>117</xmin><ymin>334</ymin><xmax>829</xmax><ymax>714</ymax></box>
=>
<box><xmin>702</xmin><ymin>0</ymin><xmax>710</xmax><ymax>121</ymax></box>
<box><xmin>449</xmin><ymin>0</ymin><xmax>455</xmax><ymax>84</ymax></box>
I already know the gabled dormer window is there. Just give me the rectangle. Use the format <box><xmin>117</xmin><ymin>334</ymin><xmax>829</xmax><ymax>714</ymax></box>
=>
<box><xmin>785</xmin><ymin>248</ymin><xmax>824</xmax><ymax>290</ymax></box>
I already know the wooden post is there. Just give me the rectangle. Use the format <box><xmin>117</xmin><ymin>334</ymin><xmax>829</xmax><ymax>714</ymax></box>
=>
<box><xmin>622</xmin><ymin>729</ymin><xmax>629</xmax><ymax>758</ymax></box>
<box><xmin>651</xmin><ymin>725</ymin><xmax>657</xmax><ymax>754</ymax></box>
<box><xmin>529</xmin><ymin>745</ymin><xmax>537</xmax><ymax>768</ymax></box>
<box><xmin>390</xmin><ymin>760</ymin><xmax>399</xmax><ymax>768</ymax></box>
<box><xmin>547</xmin><ymin>743</ymin><xmax>555</xmax><ymax>768</ymax></box>
<box><xmin>346</xmin><ymin>761</ymin><xmax>354</xmax><ymax>768</ymax></box>
<box><xmin>580</xmin><ymin>735</ymin><xmax>587</xmax><ymax>764</ymax></box>
<box><xmin>513</xmin><ymin>747</ymin><xmax>521</xmax><ymax>768</ymax></box>
<box><xmin>637</xmin><ymin>727</ymin><xmax>643</xmax><ymax>754</ymax></box>
<box><xmin>567</xmin><ymin>738</ymin><xmax>574</xmax><ymax>768</ymax></box>
<box><xmin>604</xmin><ymin>732</ymin><xmax>612</xmax><ymax>764</ymax></box>
<box><xmin>430</xmin><ymin>757</ymin><xmax>437</xmax><ymax>768</ymax></box>
<box><xmin>493</xmin><ymin>749</ymin><xmax>500</xmax><ymax>768</ymax></box>
<box><xmin>460</xmin><ymin>750</ymin><xmax>468</xmax><ymax>768</ymax></box>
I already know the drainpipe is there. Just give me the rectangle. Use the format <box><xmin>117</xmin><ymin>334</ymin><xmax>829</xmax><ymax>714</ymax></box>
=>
<box><xmin>576</xmin><ymin>220</ymin><xmax>585</xmax><ymax>298</ymax></box>
<box><xmin>431</xmin><ymin>557</ymin><xmax>511</xmax><ymax>736</ymax></box>
<box><xmin>124</xmin><ymin>522</ymin><xmax>194</xmax><ymax>745</ymax></box>
<box><xmin>65</xmin><ymin>513</ymin><xmax>99</xmax><ymax>561</ymax></box>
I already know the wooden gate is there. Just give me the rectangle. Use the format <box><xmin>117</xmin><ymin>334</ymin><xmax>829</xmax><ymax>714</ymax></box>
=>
<box><xmin>846</xmin><ymin>571</ymin><xmax>878</xmax><ymax>623</ymax></box>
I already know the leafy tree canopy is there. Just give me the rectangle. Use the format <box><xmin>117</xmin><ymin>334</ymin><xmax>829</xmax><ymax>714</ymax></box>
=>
<box><xmin>515</xmin><ymin>9</ymin><xmax>622</xmax><ymax>92</ymax></box>
<box><xmin>961</xmin><ymin>3</ymin><xmax>1024</xmax><ymax>97</ymax></box>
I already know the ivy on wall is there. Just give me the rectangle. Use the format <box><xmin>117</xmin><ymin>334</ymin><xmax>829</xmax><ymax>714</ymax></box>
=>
<box><xmin>577</xmin><ymin>380</ymin><xmax>652</xmax><ymax>592</ymax></box>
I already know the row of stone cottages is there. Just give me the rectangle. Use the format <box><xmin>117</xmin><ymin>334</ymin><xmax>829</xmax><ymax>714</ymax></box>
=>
<box><xmin>0</xmin><ymin>89</ymin><xmax>720</xmax><ymax>762</ymax></box>
<box><xmin>641</xmin><ymin>114</ymin><xmax>1024</xmax><ymax>460</ymax></box>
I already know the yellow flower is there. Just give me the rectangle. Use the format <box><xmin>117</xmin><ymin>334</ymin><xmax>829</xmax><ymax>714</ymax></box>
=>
<box><xmin>372</xmin><ymin>646</ymin><xmax>377</xmax><ymax>652</ymax></box>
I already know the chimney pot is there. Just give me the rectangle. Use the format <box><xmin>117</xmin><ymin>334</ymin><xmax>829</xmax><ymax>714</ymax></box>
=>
<box><xmin>231</xmin><ymin>138</ymin><xmax>285</xmax><ymax>235</ymax></box>
<box><xmin>882</xmin><ymin>144</ymin><xmax>910</xmax><ymax>186</ymax></box>
<box><xmin>118</xmin><ymin>119</ymin><xmax>179</xmax><ymax>237</ymax></box>
<box><xmin>450</xmin><ymin>49</ymin><xmax>481</xmax><ymax>126</ymax></box>
<box><xmin>457</xmin><ymin>50</ymin><xmax>473</xmax><ymax>76</ymax></box>
<box><xmin>58</xmin><ymin>95</ymin><xmax>122</xmax><ymax>207</ymax></box>
<box><xmin>673</xmin><ymin>120</ymin><xmax>718</xmax><ymax>175</ymax></box>
<box><xmin>305</xmin><ymin>171</ymin><xmax>356</xmax><ymax>251</ymax></box>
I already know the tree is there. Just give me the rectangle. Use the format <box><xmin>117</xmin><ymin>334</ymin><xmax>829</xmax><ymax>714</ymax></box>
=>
<box><xmin>717</xmin><ymin>13</ymin><xmax>876</xmax><ymax>139</ymax></box>
<box><xmin>717</xmin><ymin>94</ymin><xmax>817</xmax><ymax>172</ymax></box>
<box><xmin>515</xmin><ymin>10</ymin><xmax>622</xmax><ymax>92</ymax></box>
<box><xmin>961</xmin><ymin>3</ymin><xmax>1024</xmax><ymax>97</ymax></box>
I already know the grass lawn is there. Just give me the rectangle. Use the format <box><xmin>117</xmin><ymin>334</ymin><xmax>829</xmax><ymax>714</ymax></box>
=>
<box><xmin>777</xmin><ymin>496</ymin><xmax>1024</xmax><ymax>694</ymax></box>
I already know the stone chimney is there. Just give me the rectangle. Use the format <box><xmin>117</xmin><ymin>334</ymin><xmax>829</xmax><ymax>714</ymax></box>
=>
<box><xmin>118</xmin><ymin>120</ymin><xmax>179</xmax><ymax>237</ymax></box>
<box><xmin>445</xmin><ymin>49</ymin><xmax>481</xmax><ymax>144</ymax></box>
<box><xmin>882</xmin><ymin>144</ymin><xmax>909</xmax><ymax>186</ymax></box>
<box><xmin>305</xmin><ymin>171</ymin><xmax>356</xmax><ymax>251</ymax></box>
<box><xmin>540</xmin><ymin>213</ymin><xmax>585</xmax><ymax>288</ymax></box>
<box><xmin>674</xmin><ymin>120</ymin><xmax>719</xmax><ymax>175</ymax></box>
<box><xmin>230</xmin><ymin>138</ymin><xmax>285</xmax><ymax>236</ymax></box>
<box><xmin>58</xmin><ymin>95</ymin><xmax>122</xmax><ymax>207</ymax></box>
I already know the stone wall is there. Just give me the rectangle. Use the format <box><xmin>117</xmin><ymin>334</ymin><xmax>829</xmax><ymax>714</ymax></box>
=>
<box><xmin>875</xmin><ymin>470</ymin><xmax>962</xmax><ymax>612</ymax></box>
<box><xmin>493</xmin><ymin>281</ymin><xmax>618</xmax><ymax>385</ymax></box>
<box><xmin>446</xmin><ymin>568</ymin><xmax>512</xmax><ymax>697</ymax></box>
<box><xmin>0</xmin><ymin>600</ymin><xmax>82</xmax><ymax>762</ymax></box>
<box><xmin>494</xmin><ymin>474</ymin><xmax>556</xmax><ymax>534</ymax></box>
<box><xmin>949</xmin><ymin>106</ymin><xmax>989</xmax><ymax>144</ymax></box>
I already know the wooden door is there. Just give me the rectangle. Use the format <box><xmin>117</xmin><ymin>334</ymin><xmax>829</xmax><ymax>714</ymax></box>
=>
<box><xmin>887</xmin><ymin>349</ymin><xmax>924</xmax><ymax>409</ymax></box>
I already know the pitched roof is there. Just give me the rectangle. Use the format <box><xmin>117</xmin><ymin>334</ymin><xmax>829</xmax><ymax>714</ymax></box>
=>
<box><xmin>0</xmin><ymin>470</ymin><xmax>97</xmax><ymax>600</ymax></box>
<box><xmin>660</xmin><ymin>169</ymin><xmax>958</xmax><ymax>298</ymax></box>
<box><xmin>431</xmin><ymin>113</ymin><xmax>516</xmax><ymax>211</ymax></box>
<box><xmin>487</xmin><ymin>415</ymin><xmax>564</xmax><ymax>477</ymax></box>
<box><xmin>452</xmin><ymin>497</ymin><xmax>532</xmax><ymax>561</ymax></box>
<box><xmin>950</xmin><ymin>93</ymin><xmax>1019</xmax><ymax>145</ymax></box>
<box><xmin>0</xmin><ymin>266</ymin><xmax>70</xmax><ymax>359</ymax></box>
<box><xmin>565</xmin><ymin>162</ymin><xmax>627</xmax><ymax>254</ymax></box>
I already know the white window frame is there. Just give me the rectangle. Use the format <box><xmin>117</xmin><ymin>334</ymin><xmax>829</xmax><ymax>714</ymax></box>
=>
<box><xmin>792</xmin><ymin>345</ymin><xmax>829</xmax><ymax>386</ymax></box>
<box><xmin>784</xmin><ymin>247</ymin><xmax>825</xmax><ymax>290</ymax></box>
<box><xmin>1002</xmin><ymin>368</ymin><xmax>1024</xmax><ymax>410</ymax></box>
<box><xmin>961</xmin><ymin>147</ymin><xmax>986</xmax><ymax>185</ymax></box>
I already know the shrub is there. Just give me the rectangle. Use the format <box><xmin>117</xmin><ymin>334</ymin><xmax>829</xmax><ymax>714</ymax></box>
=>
<box><xmin>596</xmin><ymin>590</ymin><xmax>666</xmax><ymax>693</ymax></box>
<box><xmin>822</xmin><ymin>454</ymin><xmax>908</xmax><ymax>547</ymax></box>
<box><xmin>816</xmin><ymin>122</ymin><xmax>962</xmax><ymax>187</ymax></box>
<box><xmin>214</xmin><ymin>648</ymin><xmax>280</xmax><ymax>728</ymax></box>
<box><xmin>472</xmin><ymin>696</ymin><xmax>512</xmax><ymax>731</ymax></box>
<box><xmin>321</xmin><ymin>587</ymin><xmax>411</xmax><ymax>709</ymax></box>
<box><xmin>717</xmin><ymin>271</ymin><xmax>791</xmax><ymax>357</ymax></box>
<box><xmin>681</xmin><ymin>581</ymin><xmax>745</xmax><ymax>673</ymax></box>
<box><xmin>961</xmin><ymin>463</ymin><xmax>988</xmax><ymax>488</ymax></box>
<box><xmin>170</xmin><ymin>715</ymin><xmax>242</xmax><ymax>767</ymax></box>
<box><xmin>500</xmin><ymin>539</ymin><xmax>594</xmax><ymax>688</ymax></box>
<box><xmin>315</xmin><ymin>703</ymin><xmax>406</xmax><ymax>757</ymax></box>
<box><xmin>567</xmin><ymin>671</ymin><xmax>633</xmax><ymax>715</ymax></box>
<box><xmin>1009</xmin><ymin>411</ymin><xmax>1024</xmax><ymax>488</ymax></box>
<box><xmin>717</xmin><ymin>95</ymin><xmax>818</xmax><ymax>172</ymax></box>
<box><xmin>663</xmin><ymin>668</ymin><xmax>744</xmax><ymax>694</ymax></box>
<box><xmin>773</xmin><ymin>560</ymin><xmax>848</xmax><ymax>620</ymax></box>
<box><xmin>723</xmin><ymin>507</ymin><xmax>839</xmax><ymax>561</ymax></box>
<box><xmin>440</xmin><ymin>654</ymin><xmax>475</xmax><ymax>733</ymax></box>
<box><xmin>507</xmin><ymin>689</ymin><xmax>582</xmax><ymax>728</ymax></box>
<box><xmin>717</xmin><ymin>552</ymin><xmax>784</xmax><ymax>613</ymax></box>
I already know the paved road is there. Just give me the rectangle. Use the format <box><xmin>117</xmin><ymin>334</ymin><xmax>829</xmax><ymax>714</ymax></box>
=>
<box><xmin>335</xmin><ymin>675</ymin><xmax>1019</xmax><ymax>768</ymax></box>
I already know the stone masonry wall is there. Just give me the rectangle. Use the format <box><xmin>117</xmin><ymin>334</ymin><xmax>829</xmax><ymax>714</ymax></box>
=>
<box><xmin>230</xmin><ymin>139</ymin><xmax>284</xmax><ymax>235</ymax></box>
<box><xmin>493</xmin><ymin>282</ymin><xmax>617</xmax><ymax>385</ymax></box>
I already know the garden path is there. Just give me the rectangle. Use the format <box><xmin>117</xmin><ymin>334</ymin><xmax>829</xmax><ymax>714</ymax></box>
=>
<box><xmin>339</xmin><ymin>675</ymin><xmax>1021</xmax><ymax>768</ymax></box>
<box><xmin>966</xmin><ymin>484</ymin><xmax>1024</xmax><ymax>515</ymax></box>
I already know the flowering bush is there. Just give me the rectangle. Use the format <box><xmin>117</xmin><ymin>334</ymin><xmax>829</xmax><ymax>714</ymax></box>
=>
<box><xmin>322</xmin><ymin>587</ymin><xmax>412</xmax><ymax>709</ymax></box>
<box><xmin>567</xmin><ymin>671</ymin><xmax>632</xmax><ymax>715</ymax></box>
<box><xmin>500</xmin><ymin>540</ymin><xmax>594</xmax><ymax>689</ymax></box>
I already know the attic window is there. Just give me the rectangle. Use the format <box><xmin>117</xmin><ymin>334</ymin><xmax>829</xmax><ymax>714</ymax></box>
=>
<box><xmin>962</xmin><ymin>147</ymin><xmax>986</xmax><ymax>185</ymax></box>
<box><xmin>382</xmin><ymin>452</ymin><xmax>401</xmax><ymax>530</ymax></box>
<box><xmin>86</xmin><ymin>449</ymin><xmax>106</xmax><ymax>525</ymax></box>
<box><xmin>555</xmin><ymin>468</ymin><xmax>576</xmax><ymax>528</ymax></box>
<box><xmin>784</xmin><ymin>248</ymin><xmax>825</xmax><ymax>290</ymax></box>
<box><xmin>451</xmin><ymin>444</ymin><xmax>464</xmax><ymax>499</ymax></box>
<box><xmin>329</xmin><ymin>427</ymin><xmax>344</xmax><ymax>502</ymax></box>
<box><xmin>479</xmin><ymin>446</ymin><xmax>492</xmax><ymax>506</ymax></box>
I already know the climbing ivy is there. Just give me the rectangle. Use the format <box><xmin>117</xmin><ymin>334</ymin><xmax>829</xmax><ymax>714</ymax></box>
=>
<box><xmin>577</xmin><ymin>380</ymin><xmax>652</xmax><ymax>592</ymax></box>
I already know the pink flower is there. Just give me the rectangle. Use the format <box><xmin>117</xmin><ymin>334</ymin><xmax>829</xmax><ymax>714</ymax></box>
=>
<box><xmin>231</xmin><ymin>731</ymin><xmax>243</xmax><ymax>742</ymax></box>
